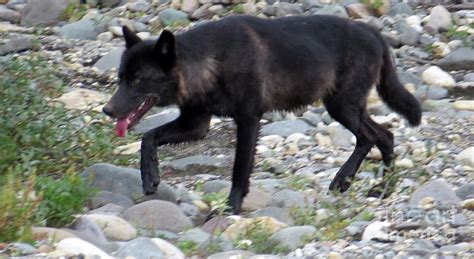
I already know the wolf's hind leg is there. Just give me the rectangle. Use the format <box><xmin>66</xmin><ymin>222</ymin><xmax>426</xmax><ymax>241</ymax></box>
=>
<box><xmin>140</xmin><ymin>109</ymin><xmax>211</xmax><ymax>195</ymax></box>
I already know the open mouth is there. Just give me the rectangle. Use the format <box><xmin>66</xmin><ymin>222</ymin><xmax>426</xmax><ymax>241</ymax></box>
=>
<box><xmin>115</xmin><ymin>96</ymin><xmax>159</xmax><ymax>138</ymax></box>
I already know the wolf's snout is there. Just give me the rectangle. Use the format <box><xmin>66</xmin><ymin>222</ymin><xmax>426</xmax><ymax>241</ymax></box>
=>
<box><xmin>102</xmin><ymin>104</ymin><xmax>115</xmax><ymax>117</ymax></box>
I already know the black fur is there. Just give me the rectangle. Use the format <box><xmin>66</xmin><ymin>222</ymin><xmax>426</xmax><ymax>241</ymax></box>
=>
<box><xmin>103</xmin><ymin>15</ymin><xmax>422</xmax><ymax>214</ymax></box>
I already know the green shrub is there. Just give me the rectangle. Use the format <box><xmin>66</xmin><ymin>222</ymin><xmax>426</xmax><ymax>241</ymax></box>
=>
<box><xmin>34</xmin><ymin>169</ymin><xmax>97</xmax><ymax>227</ymax></box>
<box><xmin>0</xmin><ymin>53</ymin><xmax>136</xmax><ymax>240</ymax></box>
<box><xmin>0</xmin><ymin>173</ymin><xmax>41</xmax><ymax>242</ymax></box>
<box><xmin>0</xmin><ymin>54</ymin><xmax>135</xmax><ymax>180</ymax></box>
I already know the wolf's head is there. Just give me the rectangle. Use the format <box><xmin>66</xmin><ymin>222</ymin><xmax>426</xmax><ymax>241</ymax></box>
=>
<box><xmin>103</xmin><ymin>27</ymin><xmax>179</xmax><ymax>137</ymax></box>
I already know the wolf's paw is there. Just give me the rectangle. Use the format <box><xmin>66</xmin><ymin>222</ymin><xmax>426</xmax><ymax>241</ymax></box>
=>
<box><xmin>328</xmin><ymin>174</ymin><xmax>352</xmax><ymax>193</ymax></box>
<box><xmin>142</xmin><ymin>171</ymin><xmax>160</xmax><ymax>195</ymax></box>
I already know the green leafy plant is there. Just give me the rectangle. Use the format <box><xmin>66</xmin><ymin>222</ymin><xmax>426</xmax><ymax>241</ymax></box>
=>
<box><xmin>0</xmin><ymin>54</ymin><xmax>136</xmax><ymax>180</ymax></box>
<box><xmin>34</xmin><ymin>169</ymin><xmax>97</xmax><ymax>227</ymax></box>
<box><xmin>176</xmin><ymin>240</ymin><xmax>199</xmax><ymax>256</ymax></box>
<box><xmin>202</xmin><ymin>192</ymin><xmax>230</xmax><ymax>215</ymax></box>
<box><xmin>231</xmin><ymin>4</ymin><xmax>245</xmax><ymax>14</ymax></box>
<box><xmin>0</xmin><ymin>173</ymin><xmax>42</xmax><ymax>242</ymax></box>
<box><xmin>61</xmin><ymin>1</ymin><xmax>88</xmax><ymax>22</ymax></box>
<box><xmin>234</xmin><ymin>221</ymin><xmax>275</xmax><ymax>254</ymax></box>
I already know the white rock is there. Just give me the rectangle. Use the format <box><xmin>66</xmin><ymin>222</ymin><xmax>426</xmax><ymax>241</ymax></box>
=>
<box><xmin>56</xmin><ymin>238</ymin><xmax>112</xmax><ymax>258</ymax></box>
<box><xmin>259</xmin><ymin>135</ymin><xmax>284</xmax><ymax>148</ymax></box>
<box><xmin>83</xmin><ymin>214</ymin><xmax>137</xmax><ymax>241</ymax></box>
<box><xmin>456</xmin><ymin>147</ymin><xmax>474</xmax><ymax>167</ymax></box>
<box><xmin>110</xmin><ymin>26</ymin><xmax>124</xmax><ymax>37</ymax></box>
<box><xmin>432</xmin><ymin>42</ymin><xmax>451</xmax><ymax>58</ymax></box>
<box><xmin>453</xmin><ymin>100</ymin><xmax>474</xmax><ymax>111</ymax></box>
<box><xmin>395</xmin><ymin>158</ymin><xmax>414</xmax><ymax>168</ymax></box>
<box><xmin>362</xmin><ymin>221</ymin><xmax>391</xmax><ymax>241</ymax></box>
<box><xmin>114</xmin><ymin>141</ymin><xmax>142</xmax><ymax>155</ymax></box>
<box><xmin>406</xmin><ymin>15</ymin><xmax>421</xmax><ymax>26</ymax></box>
<box><xmin>422</xmin><ymin>66</ymin><xmax>456</xmax><ymax>88</ymax></box>
<box><xmin>151</xmin><ymin>238</ymin><xmax>186</xmax><ymax>259</ymax></box>
<box><xmin>52</xmin><ymin>89</ymin><xmax>110</xmax><ymax>111</ymax></box>
<box><xmin>285</xmin><ymin>133</ymin><xmax>311</xmax><ymax>144</ymax></box>
<box><xmin>97</xmin><ymin>31</ymin><xmax>114</xmax><ymax>42</ymax></box>
<box><xmin>137</xmin><ymin>32</ymin><xmax>151</xmax><ymax>39</ymax></box>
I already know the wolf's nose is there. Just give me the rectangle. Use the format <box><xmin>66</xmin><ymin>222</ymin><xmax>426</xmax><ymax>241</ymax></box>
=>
<box><xmin>102</xmin><ymin>105</ymin><xmax>114</xmax><ymax>117</ymax></box>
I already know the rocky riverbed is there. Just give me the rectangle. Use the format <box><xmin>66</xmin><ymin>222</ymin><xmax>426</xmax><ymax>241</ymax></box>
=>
<box><xmin>1</xmin><ymin>0</ymin><xmax>473</xmax><ymax>258</ymax></box>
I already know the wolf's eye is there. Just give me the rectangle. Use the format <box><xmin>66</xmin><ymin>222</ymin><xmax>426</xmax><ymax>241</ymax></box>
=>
<box><xmin>133</xmin><ymin>78</ymin><xmax>141</xmax><ymax>84</ymax></box>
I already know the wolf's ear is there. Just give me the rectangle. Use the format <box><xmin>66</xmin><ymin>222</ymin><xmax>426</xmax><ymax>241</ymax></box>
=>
<box><xmin>123</xmin><ymin>26</ymin><xmax>141</xmax><ymax>48</ymax></box>
<box><xmin>155</xmin><ymin>30</ymin><xmax>176</xmax><ymax>67</ymax></box>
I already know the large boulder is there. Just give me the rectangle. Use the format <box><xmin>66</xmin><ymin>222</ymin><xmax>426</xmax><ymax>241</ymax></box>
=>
<box><xmin>21</xmin><ymin>0</ymin><xmax>69</xmax><ymax>26</ymax></box>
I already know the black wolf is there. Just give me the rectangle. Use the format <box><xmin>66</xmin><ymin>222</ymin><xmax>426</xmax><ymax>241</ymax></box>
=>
<box><xmin>102</xmin><ymin>15</ymin><xmax>421</xmax><ymax>214</ymax></box>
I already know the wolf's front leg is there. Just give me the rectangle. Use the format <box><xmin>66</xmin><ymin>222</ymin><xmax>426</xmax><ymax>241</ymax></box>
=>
<box><xmin>228</xmin><ymin>115</ymin><xmax>261</xmax><ymax>214</ymax></box>
<box><xmin>140</xmin><ymin>109</ymin><xmax>212</xmax><ymax>195</ymax></box>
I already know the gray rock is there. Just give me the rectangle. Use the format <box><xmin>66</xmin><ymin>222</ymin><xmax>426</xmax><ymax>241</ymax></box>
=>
<box><xmin>88</xmin><ymin>0</ymin><xmax>121</xmax><ymax>8</ymax></box>
<box><xmin>191</xmin><ymin>4</ymin><xmax>213</xmax><ymax>20</ymax></box>
<box><xmin>167</xmin><ymin>155</ymin><xmax>229</xmax><ymax>172</ymax></box>
<box><xmin>439</xmin><ymin>243</ymin><xmax>473</xmax><ymax>253</ymax></box>
<box><xmin>450</xmin><ymin>213</ymin><xmax>469</xmax><ymax>227</ymax></box>
<box><xmin>426</xmin><ymin>5</ymin><xmax>452</xmax><ymax>33</ymax></box>
<box><xmin>115</xmin><ymin>237</ymin><xmax>164</xmax><ymax>258</ymax></box>
<box><xmin>262</xmin><ymin>5</ymin><xmax>277</xmax><ymax>16</ymax></box>
<box><xmin>464</xmin><ymin>73</ymin><xmax>474</xmax><ymax>82</ymax></box>
<box><xmin>179</xmin><ymin>203</ymin><xmax>199</xmax><ymax>217</ymax></box>
<box><xmin>301</xmin><ymin>111</ymin><xmax>322</xmax><ymax>126</ymax></box>
<box><xmin>314</xmin><ymin>4</ymin><xmax>348</xmax><ymax>18</ymax></box>
<box><xmin>345</xmin><ymin>221</ymin><xmax>369</xmax><ymax>236</ymax></box>
<box><xmin>327</xmin><ymin>126</ymin><xmax>354</xmax><ymax>147</ymax></box>
<box><xmin>261</xmin><ymin>119</ymin><xmax>313</xmax><ymax>137</ymax></box>
<box><xmin>208</xmin><ymin>250</ymin><xmax>256</xmax><ymax>259</ymax></box>
<box><xmin>158</xmin><ymin>8</ymin><xmax>189</xmax><ymax>26</ymax></box>
<box><xmin>302</xmin><ymin>0</ymin><xmax>322</xmax><ymax>10</ymax></box>
<box><xmin>409</xmin><ymin>179</ymin><xmax>461</xmax><ymax>207</ymax></box>
<box><xmin>70</xmin><ymin>216</ymin><xmax>108</xmax><ymax>248</ymax></box>
<box><xmin>0</xmin><ymin>6</ymin><xmax>21</xmax><ymax>23</ymax></box>
<box><xmin>250</xmin><ymin>206</ymin><xmax>294</xmax><ymax>225</ymax></box>
<box><xmin>421</xmin><ymin>99</ymin><xmax>453</xmax><ymax>112</ymax></box>
<box><xmin>20</xmin><ymin>0</ymin><xmax>68</xmax><ymax>26</ymax></box>
<box><xmin>93</xmin><ymin>48</ymin><xmax>124</xmax><ymax>71</ymax></box>
<box><xmin>271</xmin><ymin>189</ymin><xmax>314</xmax><ymax>208</ymax></box>
<box><xmin>97</xmin><ymin>31</ymin><xmax>114</xmax><ymax>42</ymax></box>
<box><xmin>202</xmin><ymin>179</ymin><xmax>231</xmax><ymax>194</ymax></box>
<box><xmin>389</xmin><ymin>3</ymin><xmax>413</xmax><ymax>16</ymax></box>
<box><xmin>91</xmin><ymin>191</ymin><xmax>135</xmax><ymax>209</ymax></box>
<box><xmin>6</xmin><ymin>0</ymin><xmax>27</xmax><ymax>9</ymax></box>
<box><xmin>57</xmin><ymin>17</ymin><xmax>109</xmax><ymax>40</ymax></box>
<box><xmin>274</xmin><ymin>2</ymin><xmax>303</xmax><ymax>17</ymax></box>
<box><xmin>177</xmin><ymin>228</ymin><xmax>211</xmax><ymax>245</ymax></box>
<box><xmin>456</xmin><ymin>183</ymin><xmax>474</xmax><ymax>200</ymax></box>
<box><xmin>81</xmin><ymin>163</ymin><xmax>177</xmax><ymax>202</ymax></box>
<box><xmin>381</xmin><ymin>31</ymin><xmax>400</xmax><ymax>48</ymax></box>
<box><xmin>121</xmin><ymin>200</ymin><xmax>193</xmax><ymax>233</ymax></box>
<box><xmin>416</xmin><ymin>85</ymin><xmax>448</xmax><ymax>101</ymax></box>
<box><xmin>6</xmin><ymin>243</ymin><xmax>37</xmax><ymax>255</ymax></box>
<box><xmin>438</xmin><ymin>48</ymin><xmax>474</xmax><ymax>70</ymax></box>
<box><xmin>399</xmin><ymin>25</ymin><xmax>420</xmax><ymax>46</ymax></box>
<box><xmin>269</xmin><ymin>226</ymin><xmax>317</xmax><ymax>250</ymax></box>
<box><xmin>181</xmin><ymin>0</ymin><xmax>199</xmax><ymax>13</ymax></box>
<box><xmin>127</xmin><ymin>1</ymin><xmax>151</xmax><ymax>12</ymax></box>
<box><xmin>0</xmin><ymin>34</ymin><xmax>35</xmax><ymax>55</ymax></box>
<box><xmin>133</xmin><ymin>108</ymin><xmax>180</xmax><ymax>133</ymax></box>
<box><xmin>89</xmin><ymin>203</ymin><xmax>126</xmax><ymax>215</ymax></box>
<box><xmin>456</xmin><ymin>147</ymin><xmax>474</xmax><ymax>167</ymax></box>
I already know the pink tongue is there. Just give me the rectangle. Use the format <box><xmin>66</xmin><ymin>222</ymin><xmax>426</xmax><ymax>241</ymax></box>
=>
<box><xmin>115</xmin><ymin>118</ymin><xmax>129</xmax><ymax>138</ymax></box>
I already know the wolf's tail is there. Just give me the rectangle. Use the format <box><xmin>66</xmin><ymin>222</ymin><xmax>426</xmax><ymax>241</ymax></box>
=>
<box><xmin>376</xmin><ymin>38</ymin><xmax>421</xmax><ymax>126</ymax></box>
